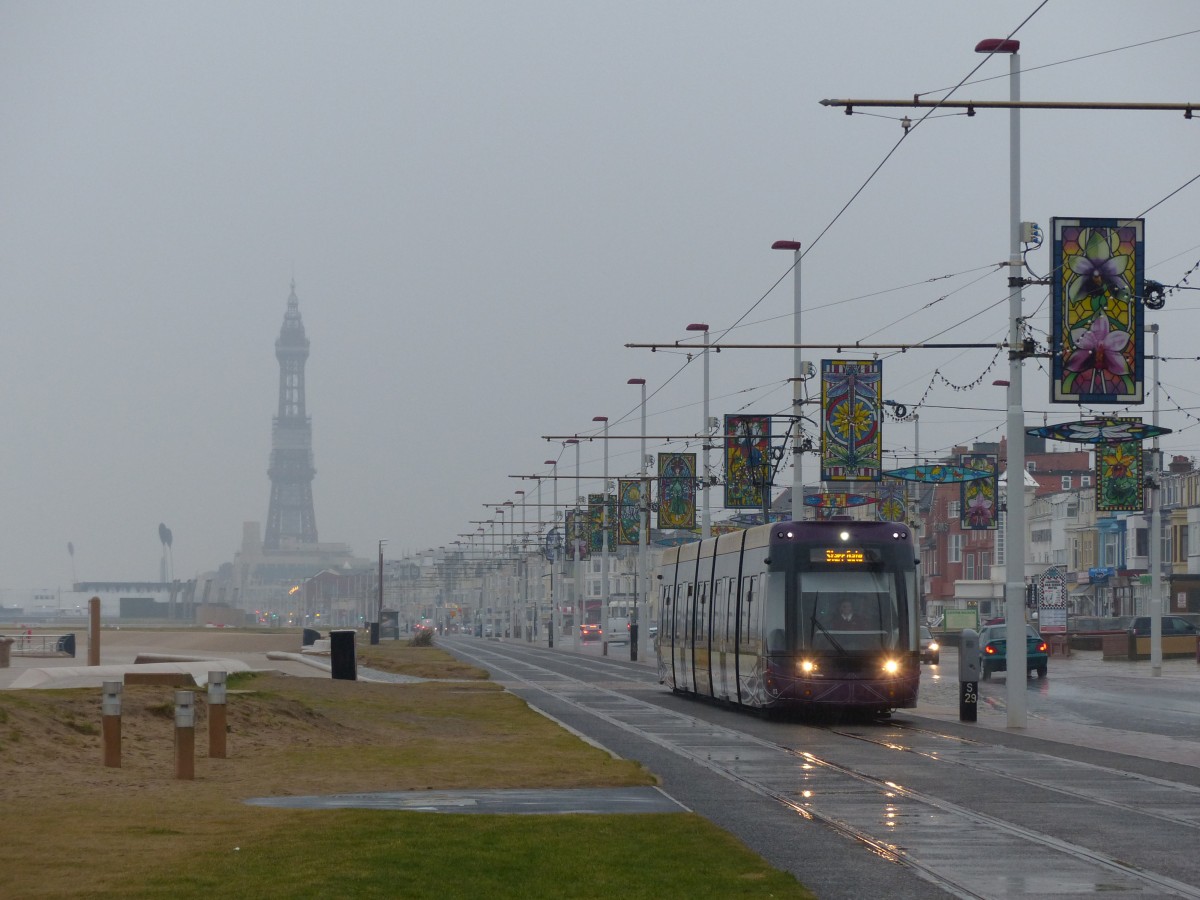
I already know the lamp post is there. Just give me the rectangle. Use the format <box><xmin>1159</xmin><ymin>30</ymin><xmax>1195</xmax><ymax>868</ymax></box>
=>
<box><xmin>502</xmin><ymin>500</ymin><xmax>514</xmax><ymax>637</ymax></box>
<box><xmin>516</xmin><ymin>488</ymin><xmax>527</xmax><ymax>641</ymax></box>
<box><xmin>976</xmin><ymin>36</ymin><xmax>1026</xmax><ymax>729</ymax></box>
<box><xmin>544</xmin><ymin>458</ymin><xmax>558</xmax><ymax>648</ymax></box>
<box><xmin>1150</xmin><ymin>323</ymin><xmax>1162</xmax><ymax>675</ymax></box>
<box><xmin>372</xmin><ymin>539</ymin><xmax>386</xmax><ymax>645</ymax></box>
<box><xmin>495</xmin><ymin>507</ymin><xmax>507</xmax><ymax>637</ymax></box>
<box><xmin>628</xmin><ymin>377</ymin><xmax>648</xmax><ymax>662</ymax></box>
<box><xmin>593</xmin><ymin>416</ymin><xmax>610</xmax><ymax>648</ymax></box>
<box><xmin>686</xmin><ymin>323</ymin><xmax>711</xmax><ymax>538</ymax></box>
<box><xmin>771</xmin><ymin>240</ymin><xmax>805</xmax><ymax>521</ymax></box>
<box><xmin>566</xmin><ymin>437</ymin><xmax>581</xmax><ymax>649</ymax></box>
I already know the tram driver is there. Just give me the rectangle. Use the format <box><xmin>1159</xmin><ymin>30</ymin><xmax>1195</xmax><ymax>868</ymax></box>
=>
<box><xmin>834</xmin><ymin>597</ymin><xmax>871</xmax><ymax>630</ymax></box>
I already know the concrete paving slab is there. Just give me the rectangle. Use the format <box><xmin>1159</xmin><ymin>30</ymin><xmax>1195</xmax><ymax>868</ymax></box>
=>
<box><xmin>245</xmin><ymin>786</ymin><xmax>688</xmax><ymax>814</ymax></box>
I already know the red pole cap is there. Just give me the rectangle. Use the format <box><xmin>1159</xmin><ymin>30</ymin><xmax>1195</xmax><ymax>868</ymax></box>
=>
<box><xmin>975</xmin><ymin>38</ymin><xmax>1020</xmax><ymax>53</ymax></box>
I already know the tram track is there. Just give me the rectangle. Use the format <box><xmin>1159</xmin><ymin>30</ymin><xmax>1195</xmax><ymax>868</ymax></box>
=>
<box><xmin>445</xmin><ymin>637</ymin><xmax>1200</xmax><ymax>899</ymax></box>
<box><xmin>831</xmin><ymin>721</ymin><xmax>1200</xmax><ymax>831</ymax></box>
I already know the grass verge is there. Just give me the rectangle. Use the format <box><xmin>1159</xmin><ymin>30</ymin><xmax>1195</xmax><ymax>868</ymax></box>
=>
<box><xmin>0</xmin><ymin>638</ymin><xmax>814</xmax><ymax>898</ymax></box>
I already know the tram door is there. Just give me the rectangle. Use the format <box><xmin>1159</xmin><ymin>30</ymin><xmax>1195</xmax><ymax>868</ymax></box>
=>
<box><xmin>737</xmin><ymin>573</ymin><xmax>762</xmax><ymax>702</ymax></box>
<box><xmin>715</xmin><ymin>577</ymin><xmax>733</xmax><ymax>700</ymax></box>
<box><xmin>675</xmin><ymin>583</ymin><xmax>693</xmax><ymax>691</ymax></box>
<box><xmin>658</xmin><ymin>584</ymin><xmax>674</xmax><ymax>686</ymax></box>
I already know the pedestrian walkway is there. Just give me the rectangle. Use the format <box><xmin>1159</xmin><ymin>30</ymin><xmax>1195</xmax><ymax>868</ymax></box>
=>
<box><xmin>909</xmin><ymin>646</ymin><xmax>1200</xmax><ymax>770</ymax></box>
<box><xmin>0</xmin><ymin>629</ymin><xmax>324</xmax><ymax>690</ymax></box>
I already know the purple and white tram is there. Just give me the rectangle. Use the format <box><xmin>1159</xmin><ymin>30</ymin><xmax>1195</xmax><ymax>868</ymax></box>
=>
<box><xmin>655</xmin><ymin>519</ymin><xmax>921</xmax><ymax>713</ymax></box>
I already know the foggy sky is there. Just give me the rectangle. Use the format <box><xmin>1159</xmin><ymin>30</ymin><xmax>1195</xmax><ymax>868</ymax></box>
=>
<box><xmin>2</xmin><ymin>2</ymin><xmax>1197</xmax><ymax>589</ymax></box>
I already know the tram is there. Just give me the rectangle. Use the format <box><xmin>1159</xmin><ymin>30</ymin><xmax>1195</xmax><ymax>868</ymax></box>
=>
<box><xmin>654</xmin><ymin>518</ymin><xmax>921</xmax><ymax>714</ymax></box>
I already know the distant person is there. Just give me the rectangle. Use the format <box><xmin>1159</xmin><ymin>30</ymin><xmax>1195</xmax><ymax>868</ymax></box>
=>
<box><xmin>835</xmin><ymin>599</ymin><xmax>870</xmax><ymax>630</ymax></box>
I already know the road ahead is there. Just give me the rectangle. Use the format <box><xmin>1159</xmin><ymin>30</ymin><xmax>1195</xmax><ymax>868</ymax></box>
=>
<box><xmin>441</xmin><ymin>635</ymin><xmax>1200</xmax><ymax>900</ymax></box>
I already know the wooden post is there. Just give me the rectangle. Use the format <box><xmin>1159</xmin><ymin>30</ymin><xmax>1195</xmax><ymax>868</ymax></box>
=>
<box><xmin>208</xmin><ymin>671</ymin><xmax>227</xmax><ymax>759</ymax></box>
<box><xmin>87</xmin><ymin>596</ymin><xmax>101</xmax><ymax>666</ymax></box>
<box><xmin>174</xmin><ymin>691</ymin><xmax>195</xmax><ymax>780</ymax></box>
<box><xmin>101</xmin><ymin>681</ymin><xmax>122</xmax><ymax>768</ymax></box>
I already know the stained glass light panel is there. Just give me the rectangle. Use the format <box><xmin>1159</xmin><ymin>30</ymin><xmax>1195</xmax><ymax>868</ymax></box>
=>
<box><xmin>724</xmin><ymin>414</ymin><xmax>771</xmax><ymax>509</ymax></box>
<box><xmin>1050</xmin><ymin>217</ymin><xmax>1144</xmax><ymax>404</ymax></box>
<box><xmin>1095</xmin><ymin>418</ymin><xmax>1144</xmax><ymax>512</ymax></box>
<box><xmin>820</xmin><ymin>359</ymin><xmax>883</xmax><ymax>482</ymax></box>
<box><xmin>959</xmin><ymin>453</ymin><xmax>998</xmax><ymax>531</ymax></box>
<box><xmin>657</xmin><ymin>453</ymin><xmax>697</xmax><ymax>530</ymax></box>
<box><xmin>617</xmin><ymin>479</ymin><xmax>642</xmax><ymax>545</ymax></box>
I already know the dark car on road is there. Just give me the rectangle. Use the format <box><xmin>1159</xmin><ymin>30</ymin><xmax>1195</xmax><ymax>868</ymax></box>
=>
<box><xmin>579</xmin><ymin>623</ymin><xmax>601</xmax><ymax>642</ymax></box>
<box><xmin>1128</xmin><ymin>616</ymin><xmax>1198</xmax><ymax>636</ymax></box>
<box><xmin>919</xmin><ymin>626</ymin><xmax>940</xmax><ymax>664</ymax></box>
<box><xmin>979</xmin><ymin>623</ymin><xmax>1048</xmax><ymax>680</ymax></box>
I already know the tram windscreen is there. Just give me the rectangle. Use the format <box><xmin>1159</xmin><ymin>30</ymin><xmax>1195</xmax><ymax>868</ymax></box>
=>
<box><xmin>800</xmin><ymin>570</ymin><xmax>901</xmax><ymax>653</ymax></box>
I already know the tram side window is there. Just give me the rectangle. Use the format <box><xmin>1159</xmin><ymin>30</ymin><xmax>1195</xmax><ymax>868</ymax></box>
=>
<box><xmin>696</xmin><ymin>581</ymin><xmax>709</xmax><ymax>642</ymax></box>
<box><xmin>764</xmin><ymin>572</ymin><xmax>787</xmax><ymax>654</ymax></box>
<box><xmin>721</xmin><ymin>578</ymin><xmax>734</xmax><ymax>644</ymax></box>
<box><xmin>683</xmin><ymin>583</ymin><xmax>694</xmax><ymax>642</ymax></box>
<box><xmin>739</xmin><ymin>574</ymin><xmax>762</xmax><ymax>652</ymax></box>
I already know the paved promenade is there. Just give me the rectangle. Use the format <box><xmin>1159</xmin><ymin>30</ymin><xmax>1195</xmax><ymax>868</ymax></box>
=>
<box><xmin>3</xmin><ymin>628</ymin><xmax>1198</xmax><ymax>771</ymax></box>
<box><xmin>910</xmin><ymin>645</ymin><xmax>1200</xmax><ymax>770</ymax></box>
<box><xmin>0</xmin><ymin>628</ymin><xmax>329</xmax><ymax>689</ymax></box>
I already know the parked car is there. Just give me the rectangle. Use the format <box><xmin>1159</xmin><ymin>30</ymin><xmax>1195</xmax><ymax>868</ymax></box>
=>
<box><xmin>979</xmin><ymin>623</ymin><xmax>1048</xmax><ymax>680</ymax></box>
<box><xmin>919</xmin><ymin>626</ymin><xmax>940</xmax><ymax>664</ymax></box>
<box><xmin>579</xmin><ymin>623</ymin><xmax>601</xmax><ymax>642</ymax></box>
<box><xmin>1128</xmin><ymin>616</ymin><xmax>1198</xmax><ymax>636</ymax></box>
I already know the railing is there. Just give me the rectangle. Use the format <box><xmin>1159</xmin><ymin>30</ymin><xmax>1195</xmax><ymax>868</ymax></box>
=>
<box><xmin>1</xmin><ymin>633</ymin><xmax>76</xmax><ymax>657</ymax></box>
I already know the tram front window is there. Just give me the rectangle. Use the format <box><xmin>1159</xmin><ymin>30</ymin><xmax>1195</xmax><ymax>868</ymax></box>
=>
<box><xmin>800</xmin><ymin>571</ymin><xmax>900</xmax><ymax>653</ymax></box>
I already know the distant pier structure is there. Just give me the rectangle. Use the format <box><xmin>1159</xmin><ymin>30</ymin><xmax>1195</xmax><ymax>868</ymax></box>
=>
<box><xmin>264</xmin><ymin>282</ymin><xmax>319</xmax><ymax>549</ymax></box>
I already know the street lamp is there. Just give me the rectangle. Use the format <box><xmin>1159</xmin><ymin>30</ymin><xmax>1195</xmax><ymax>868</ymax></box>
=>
<box><xmin>771</xmin><ymin>240</ymin><xmax>805</xmax><ymax>521</ymax></box>
<box><xmin>628</xmin><ymin>377</ymin><xmax>648</xmax><ymax>663</ymax></box>
<box><xmin>686</xmin><ymin>323</ymin><xmax>711</xmax><ymax>539</ymax></box>
<box><xmin>516</xmin><ymin>488</ymin><xmax>527</xmax><ymax>641</ymax></box>
<box><xmin>544</xmin><ymin>458</ymin><xmax>559</xmax><ymax>648</ymax></box>
<box><xmin>566</xmin><ymin>437</ymin><xmax>581</xmax><ymax>649</ymax></box>
<box><xmin>372</xmin><ymin>539</ymin><xmax>386</xmax><ymax>645</ymax></box>
<box><xmin>593</xmin><ymin>416</ymin><xmax>610</xmax><ymax>648</ymax></box>
<box><xmin>976</xmin><ymin>36</ymin><xmax>1027</xmax><ymax>729</ymax></box>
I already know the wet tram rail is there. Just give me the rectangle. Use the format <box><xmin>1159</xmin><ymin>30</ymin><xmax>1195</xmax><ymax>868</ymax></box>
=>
<box><xmin>442</xmin><ymin>635</ymin><xmax>1200</xmax><ymax>899</ymax></box>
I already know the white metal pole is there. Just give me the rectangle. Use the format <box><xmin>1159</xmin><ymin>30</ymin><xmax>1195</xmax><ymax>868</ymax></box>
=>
<box><xmin>638</xmin><ymin>379</ymin><xmax>648</xmax><ymax>662</ymax></box>
<box><xmin>518</xmin><ymin>490</ymin><xmax>527</xmax><ymax>641</ymax></box>
<box><xmin>601</xmin><ymin>417</ymin><xmax>610</xmax><ymax>644</ymax></box>
<box><xmin>572</xmin><ymin>439</ymin><xmax>581</xmax><ymax>649</ymax></box>
<box><xmin>1150</xmin><ymin>323</ymin><xmax>1162</xmax><ymax>675</ymax></box>
<box><xmin>549</xmin><ymin>460</ymin><xmax>558</xmax><ymax>647</ymax></box>
<box><xmin>702</xmin><ymin>329</ymin><xmax>711</xmax><ymax>539</ymax></box>
<box><xmin>1002</xmin><ymin>46</ymin><xmax>1027</xmax><ymax>729</ymax></box>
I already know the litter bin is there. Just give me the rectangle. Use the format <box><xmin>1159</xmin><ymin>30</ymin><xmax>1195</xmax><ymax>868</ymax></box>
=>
<box><xmin>329</xmin><ymin>629</ymin><xmax>357</xmax><ymax>681</ymax></box>
<box><xmin>0</xmin><ymin>636</ymin><xmax>12</xmax><ymax>668</ymax></box>
<box><xmin>55</xmin><ymin>633</ymin><xmax>76</xmax><ymax>657</ymax></box>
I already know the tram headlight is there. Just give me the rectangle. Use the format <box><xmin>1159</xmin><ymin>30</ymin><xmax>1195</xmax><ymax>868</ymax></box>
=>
<box><xmin>882</xmin><ymin>658</ymin><xmax>900</xmax><ymax>675</ymax></box>
<box><xmin>799</xmin><ymin>658</ymin><xmax>818</xmax><ymax>674</ymax></box>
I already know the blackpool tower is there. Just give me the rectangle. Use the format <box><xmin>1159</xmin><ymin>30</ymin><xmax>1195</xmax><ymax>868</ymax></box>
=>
<box><xmin>264</xmin><ymin>283</ymin><xmax>318</xmax><ymax>549</ymax></box>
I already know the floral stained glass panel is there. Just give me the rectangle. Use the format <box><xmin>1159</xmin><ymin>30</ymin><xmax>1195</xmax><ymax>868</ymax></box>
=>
<box><xmin>1050</xmin><ymin>217</ymin><xmax>1144</xmax><ymax>404</ymax></box>
<box><xmin>959</xmin><ymin>453</ymin><xmax>998</xmax><ymax>531</ymax></box>
<box><xmin>1096</xmin><ymin>418</ymin><xmax>1144</xmax><ymax>512</ymax></box>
